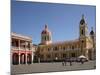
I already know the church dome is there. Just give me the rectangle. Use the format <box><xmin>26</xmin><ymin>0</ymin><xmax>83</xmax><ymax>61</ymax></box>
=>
<box><xmin>80</xmin><ymin>19</ymin><xmax>85</xmax><ymax>25</ymax></box>
<box><xmin>41</xmin><ymin>24</ymin><xmax>51</xmax><ymax>35</ymax></box>
<box><xmin>41</xmin><ymin>24</ymin><xmax>52</xmax><ymax>45</ymax></box>
<box><xmin>90</xmin><ymin>30</ymin><xmax>94</xmax><ymax>35</ymax></box>
<box><xmin>90</xmin><ymin>27</ymin><xmax>94</xmax><ymax>35</ymax></box>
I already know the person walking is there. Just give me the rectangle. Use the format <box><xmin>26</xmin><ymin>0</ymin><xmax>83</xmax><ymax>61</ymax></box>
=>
<box><xmin>81</xmin><ymin>58</ymin><xmax>84</xmax><ymax>64</ymax></box>
<box><xmin>62</xmin><ymin>58</ymin><xmax>66</xmax><ymax>66</ymax></box>
<box><xmin>64</xmin><ymin>58</ymin><xmax>66</xmax><ymax>66</ymax></box>
<box><xmin>70</xmin><ymin>61</ymin><xmax>72</xmax><ymax>66</ymax></box>
<box><xmin>69</xmin><ymin>58</ymin><xmax>72</xmax><ymax>66</ymax></box>
<box><xmin>62</xmin><ymin>60</ymin><xmax>64</xmax><ymax>66</ymax></box>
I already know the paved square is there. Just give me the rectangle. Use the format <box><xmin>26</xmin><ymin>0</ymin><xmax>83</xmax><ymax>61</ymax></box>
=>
<box><xmin>11</xmin><ymin>61</ymin><xmax>96</xmax><ymax>75</ymax></box>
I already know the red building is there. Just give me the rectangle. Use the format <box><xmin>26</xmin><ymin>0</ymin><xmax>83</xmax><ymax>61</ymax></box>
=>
<box><xmin>11</xmin><ymin>32</ymin><xmax>35</xmax><ymax>65</ymax></box>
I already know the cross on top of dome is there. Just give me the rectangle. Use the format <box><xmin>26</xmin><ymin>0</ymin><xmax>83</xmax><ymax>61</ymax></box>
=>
<box><xmin>91</xmin><ymin>27</ymin><xmax>93</xmax><ymax>30</ymax></box>
<box><xmin>41</xmin><ymin>24</ymin><xmax>51</xmax><ymax>35</ymax></box>
<box><xmin>82</xmin><ymin>14</ymin><xmax>84</xmax><ymax>19</ymax></box>
<box><xmin>90</xmin><ymin>27</ymin><xmax>94</xmax><ymax>35</ymax></box>
<box><xmin>45</xmin><ymin>24</ymin><xmax>48</xmax><ymax>29</ymax></box>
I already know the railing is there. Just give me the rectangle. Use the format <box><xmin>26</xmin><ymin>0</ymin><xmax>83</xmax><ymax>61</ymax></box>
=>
<box><xmin>11</xmin><ymin>46</ymin><xmax>19</xmax><ymax>50</ymax></box>
<box><xmin>11</xmin><ymin>46</ymin><xmax>31</xmax><ymax>50</ymax></box>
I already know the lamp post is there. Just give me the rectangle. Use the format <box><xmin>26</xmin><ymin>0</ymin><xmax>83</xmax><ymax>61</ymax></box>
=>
<box><xmin>52</xmin><ymin>48</ymin><xmax>53</xmax><ymax>63</ymax></box>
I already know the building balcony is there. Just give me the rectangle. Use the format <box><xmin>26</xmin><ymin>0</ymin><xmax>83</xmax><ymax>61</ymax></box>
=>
<box><xmin>11</xmin><ymin>46</ymin><xmax>19</xmax><ymax>50</ymax></box>
<box><xmin>11</xmin><ymin>46</ymin><xmax>31</xmax><ymax>51</ymax></box>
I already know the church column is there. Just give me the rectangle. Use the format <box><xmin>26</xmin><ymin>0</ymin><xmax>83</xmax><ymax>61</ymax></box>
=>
<box><xmin>18</xmin><ymin>39</ymin><xmax>20</xmax><ymax>64</ymax></box>
<box><xmin>18</xmin><ymin>53</ymin><xmax>20</xmax><ymax>64</ymax></box>
<box><xmin>31</xmin><ymin>51</ymin><xmax>33</xmax><ymax>64</ymax></box>
<box><xmin>18</xmin><ymin>39</ymin><xmax>20</xmax><ymax>50</ymax></box>
<box><xmin>30</xmin><ymin>42</ymin><xmax>33</xmax><ymax>64</ymax></box>
<box><xmin>25</xmin><ymin>41</ymin><xmax>28</xmax><ymax>64</ymax></box>
<box><xmin>25</xmin><ymin>53</ymin><xmax>27</xmax><ymax>64</ymax></box>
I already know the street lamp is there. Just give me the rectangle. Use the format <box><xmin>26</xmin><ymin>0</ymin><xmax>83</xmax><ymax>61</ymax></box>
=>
<box><xmin>52</xmin><ymin>48</ymin><xmax>53</xmax><ymax>63</ymax></box>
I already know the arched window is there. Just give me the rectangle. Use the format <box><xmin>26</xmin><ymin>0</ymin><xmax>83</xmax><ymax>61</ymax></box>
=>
<box><xmin>55</xmin><ymin>53</ymin><xmax>58</xmax><ymax>57</ymax></box>
<box><xmin>63</xmin><ymin>46</ymin><xmax>66</xmax><ymax>50</ymax></box>
<box><xmin>47</xmin><ymin>54</ymin><xmax>51</xmax><ymax>58</ymax></box>
<box><xmin>42</xmin><ymin>36</ymin><xmax>44</xmax><ymax>40</ymax></box>
<box><xmin>63</xmin><ymin>54</ymin><xmax>66</xmax><ymax>58</ymax></box>
<box><xmin>72</xmin><ymin>46</ymin><xmax>74</xmax><ymax>49</ymax></box>
<box><xmin>46</xmin><ymin>36</ymin><xmax>48</xmax><ymax>41</ymax></box>
<box><xmin>42</xmin><ymin>36</ymin><xmax>45</xmax><ymax>41</ymax></box>
<box><xmin>48</xmin><ymin>36</ymin><xmax>49</xmax><ymax>40</ymax></box>
<box><xmin>81</xmin><ymin>40</ymin><xmax>84</xmax><ymax>47</ymax></box>
<box><xmin>48</xmin><ymin>48</ymin><xmax>50</xmax><ymax>51</ymax></box>
<box><xmin>71</xmin><ymin>53</ymin><xmax>75</xmax><ymax>57</ymax></box>
<box><xmin>82</xmin><ymin>40</ymin><xmax>84</xmax><ymax>43</ymax></box>
<box><xmin>81</xmin><ymin>29</ymin><xmax>84</xmax><ymax>35</ymax></box>
<box><xmin>55</xmin><ymin>47</ymin><xmax>57</xmax><ymax>50</ymax></box>
<box><xmin>54</xmin><ymin>46</ymin><xmax>58</xmax><ymax>51</ymax></box>
<box><xmin>45</xmin><ymin>36</ymin><xmax>46</xmax><ymax>40</ymax></box>
<box><xmin>49</xmin><ymin>36</ymin><xmax>51</xmax><ymax>40</ymax></box>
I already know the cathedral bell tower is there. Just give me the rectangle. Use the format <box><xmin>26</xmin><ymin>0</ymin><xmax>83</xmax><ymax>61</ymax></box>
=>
<box><xmin>90</xmin><ymin>27</ymin><xmax>96</xmax><ymax>60</ymax></box>
<box><xmin>79</xmin><ymin>14</ymin><xmax>88</xmax><ymax>38</ymax></box>
<box><xmin>40</xmin><ymin>24</ymin><xmax>52</xmax><ymax>45</ymax></box>
<box><xmin>90</xmin><ymin>27</ymin><xmax>95</xmax><ymax>44</ymax></box>
<box><xmin>79</xmin><ymin>14</ymin><xmax>88</xmax><ymax>55</ymax></box>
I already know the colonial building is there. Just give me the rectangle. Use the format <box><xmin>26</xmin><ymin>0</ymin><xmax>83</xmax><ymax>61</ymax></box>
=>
<box><xmin>35</xmin><ymin>15</ymin><xmax>96</xmax><ymax>62</ymax></box>
<box><xmin>11</xmin><ymin>32</ymin><xmax>35</xmax><ymax>65</ymax></box>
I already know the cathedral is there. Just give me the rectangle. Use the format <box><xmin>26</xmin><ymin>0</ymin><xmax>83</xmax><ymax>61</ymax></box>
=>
<box><xmin>34</xmin><ymin>15</ymin><xmax>96</xmax><ymax>62</ymax></box>
<box><xmin>11</xmin><ymin>15</ymin><xmax>96</xmax><ymax>65</ymax></box>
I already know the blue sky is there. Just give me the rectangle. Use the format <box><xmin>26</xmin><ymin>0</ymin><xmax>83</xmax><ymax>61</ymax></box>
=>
<box><xmin>11</xmin><ymin>1</ymin><xmax>96</xmax><ymax>44</ymax></box>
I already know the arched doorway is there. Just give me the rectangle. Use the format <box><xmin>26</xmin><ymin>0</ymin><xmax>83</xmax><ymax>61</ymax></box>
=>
<box><xmin>27</xmin><ymin>54</ymin><xmax>31</xmax><ymax>64</ymax></box>
<box><xmin>20</xmin><ymin>53</ymin><xmax>26</xmax><ymax>64</ymax></box>
<box><xmin>71</xmin><ymin>53</ymin><xmax>75</xmax><ymax>57</ymax></box>
<box><xmin>12</xmin><ymin>53</ymin><xmax>19</xmax><ymax>65</ymax></box>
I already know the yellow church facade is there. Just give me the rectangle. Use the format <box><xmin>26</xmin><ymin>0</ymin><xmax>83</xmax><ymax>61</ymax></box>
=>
<box><xmin>34</xmin><ymin>15</ymin><xmax>96</xmax><ymax>62</ymax></box>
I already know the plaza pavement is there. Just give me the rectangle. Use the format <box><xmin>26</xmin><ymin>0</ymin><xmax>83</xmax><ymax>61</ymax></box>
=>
<box><xmin>11</xmin><ymin>60</ymin><xmax>96</xmax><ymax>75</ymax></box>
